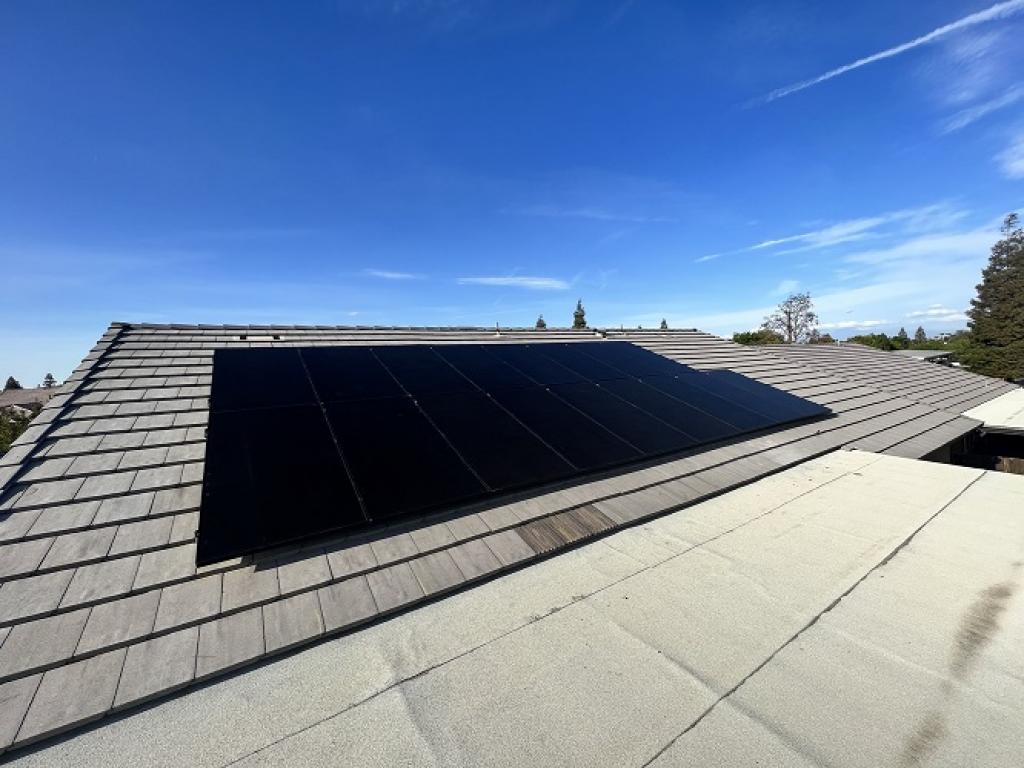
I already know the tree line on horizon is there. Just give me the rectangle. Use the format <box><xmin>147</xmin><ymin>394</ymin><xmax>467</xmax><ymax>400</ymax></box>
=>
<box><xmin>731</xmin><ymin>213</ymin><xmax>1024</xmax><ymax>382</ymax></box>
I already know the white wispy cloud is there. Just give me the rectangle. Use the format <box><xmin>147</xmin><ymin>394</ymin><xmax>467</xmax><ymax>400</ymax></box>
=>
<box><xmin>755</xmin><ymin>0</ymin><xmax>1024</xmax><ymax>104</ymax></box>
<box><xmin>818</xmin><ymin>319</ymin><xmax>888</xmax><ymax>330</ymax></box>
<box><xmin>363</xmin><ymin>268</ymin><xmax>424</xmax><ymax>280</ymax></box>
<box><xmin>751</xmin><ymin>215</ymin><xmax>889</xmax><ymax>252</ymax></box>
<box><xmin>842</xmin><ymin>228</ymin><xmax>997</xmax><ymax>265</ymax></box>
<box><xmin>672</xmin><ymin>211</ymin><xmax>1008</xmax><ymax>337</ymax></box>
<box><xmin>696</xmin><ymin>201</ymin><xmax>967</xmax><ymax>263</ymax></box>
<box><xmin>941</xmin><ymin>83</ymin><xmax>1024</xmax><ymax>132</ymax></box>
<box><xmin>774</xmin><ymin>279</ymin><xmax>800</xmax><ymax>294</ymax></box>
<box><xmin>996</xmin><ymin>131</ymin><xmax>1024</xmax><ymax>177</ymax></box>
<box><xmin>457</xmin><ymin>276</ymin><xmax>570</xmax><ymax>290</ymax></box>
<box><xmin>906</xmin><ymin>304</ymin><xmax>969</xmax><ymax>322</ymax></box>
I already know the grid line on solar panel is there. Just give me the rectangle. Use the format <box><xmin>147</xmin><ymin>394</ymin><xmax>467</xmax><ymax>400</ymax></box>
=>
<box><xmin>198</xmin><ymin>342</ymin><xmax>830</xmax><ymax>564</ymax></box>
<box><xmin>367</xmin><ymin>346</ymin><xmax>494</xmax><ymax>493</ymax></box>
<box><xmin>296</xmin><ymin>349</ymin><xmax>371</xmax><ymax>522</ymax></box>
<box><xmin>428</xmin><ymin>346</ymin><xmax>585</xmax><ymax>472</ymax></box>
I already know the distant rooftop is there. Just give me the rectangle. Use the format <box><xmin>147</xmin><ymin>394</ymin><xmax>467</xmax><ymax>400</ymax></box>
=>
<box><xmin>0</xmin><ymin>388</ymin><xmax>59</xmax><ymax>411</ymax></box>
<box><xmin>894</xmin><ymin>348</ymin><xmax>955</xmax><ymax>361</ymax></box>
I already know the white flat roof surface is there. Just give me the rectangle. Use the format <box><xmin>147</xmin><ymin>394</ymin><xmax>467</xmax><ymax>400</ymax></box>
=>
<box><xmin>9</xmin><ymin>450</ymin><xmax>1024</xmax><ymax>768</ymax></box>
<box><xmin>963</xmin><ymin>387</ymin><xmax>1024</xmax><ymax>432</ymax></box>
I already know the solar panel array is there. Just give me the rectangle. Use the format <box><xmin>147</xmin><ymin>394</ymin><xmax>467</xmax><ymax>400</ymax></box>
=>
<box><xmin>198</xmin><ymin>341</ymin><xmax>829</xmax><ymax>564</ymax></box>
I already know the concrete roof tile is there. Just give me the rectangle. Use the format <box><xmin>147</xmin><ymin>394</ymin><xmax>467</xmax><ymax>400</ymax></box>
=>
<box><xmin>25</xmin><ymin>501</ymin><xmax>100</xmax><ymax>537</ymax></box>
<box><xmin>482</xmin><ymin>530</ymin><xmax>534</xmax><ymax>566</ymax></box>
<box><xmin>276</xmin><ymin>552</ymin><xmax>331</xmax><ymax>594</ymax></box>
<box><xmin>447</xmin><ymin>538</ymin><xmax>502</xmax><ymax>580</ymax></box>
<box><xmin>112</xmin><ymin>626</ymin><xmax>198</xmax><ymax>710</ymax></box>
<box><xmin>76</xmin><ymin>472</ymin><xmax>136</xmax><ymax>500</ymax></box>
<box><xmin>408</xmin><ymin>521</ymin><xmax>457</xmax><ymax>552</ymax></box>
<box><xmin>0</xmin><ymin>673</ymin><xmax>40</xmax><ymax>750</ymax></box>
<box><xmin>366</xmin><ymin>562</ymin><xmax>424</xmax><ymax>613</ymax></box>
<box><xmin>0</xmin><ymin>509</ymin><xmax>42</xmax><ymax>542</ymax></box>
<box><xmin>369</xmin><ymin>532</ymin><xmax>418</xmax><ymax>566</ymax></box>
<box><xmin>15</xmin><ymin>648</ymin><xmax>125</xmax><ymax>746</ymax></box>
<box><xmin>129</xmin><ymin>465</ymin><xmax>183</xmax><ymax>492</ymax></box>
<box><xmin>150</xmin><ymin>485</ymin><xmax>200</xmax><ymax>516</ymax></box>
<box><xmin>195</xmin><ymin>607</ymin><xmax>264</xmax><ymax>679</ymax></box>
<box><xmin>94</xmin><ymin>491</ymin><xmax>154</xmax><ymax>525</ymax></box>
<box><xmin>325</xmin><ymin>542</ymin><xmax>377</xmax><ymax>580</ymax></box>
<box><xmin>168</xmin><ymin>511</ymin><xmax>198</xmax><ymax>543</ymax></box>
<box><xmin>16</xmin><ymin>478</ymin><xmax>85</xmax><ymax>509</ymax></box>
<box><xmin>409</xmin><ymin>551</ymin><xmax>465</xmax><ymax>595</ymax></box>
<box><xmin>59</xmin><ymin>556</ymin><xmax>141</xmax><ymax>608</ymax></box>
<box><xmin>153</xmin><ymin>573</ymin><xmax>222</xmax><ymax>632</ymax></box>
<box><xmin>318</xmin><ymin>576</ymin><xmax>377</xmax><ymax>633</ymax></box>
<box><xmin>108</xmin><ymin>517</ymin><xmax>173</xmax><ymax>556</ymax></box>
<box><xmin>263</xmin><ymin>591</ymin><xmax>324</xmax><ymax>654</ymax></box>
<box><xmin>132</xmin><ymin>544</ymin><xmax>196</xmax><ymax>590</ymax></box>
<box><xmin>116</xmin><ymin>447</ymin><xmax>169</xmax><ymax>471</ymax></box>
<box><xmin>221</xmin><ymin>565</ymin><xmax>279</xmax><ymax>612</ymax></box>
<box><xmin>0</xmin><ymin>537</ymin><xmax>53</xmax><ymax>579</ymax></box>
<box><xmin>76</xmin><ymin>590</ymin><xmax>161</xmax><ymax>655</ymax></box>
<box><xmin>0</xmin><ymin>569</ymin><xmax>74</xmax><ymax>623</ymax></box>
<box><xmin>66</xmin><ymin>452</ymin><xmax>124</xmax><ymax>476</ymax></box>
<box><xmin>0</xmin><ymin>607</ymin><xmax>90</xmax><ymax>680</ymax></box>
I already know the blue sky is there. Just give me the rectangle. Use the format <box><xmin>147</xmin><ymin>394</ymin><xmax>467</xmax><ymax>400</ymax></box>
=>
<box><xmin>2</xmin><ymin>1</ymin><xmax>1024</xmax><ymax>385</ymax></box>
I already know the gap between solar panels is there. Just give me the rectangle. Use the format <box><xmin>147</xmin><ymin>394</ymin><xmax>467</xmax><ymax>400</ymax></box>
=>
<box><xmin>197</xmin><ymin>342</ymin><xmax>830</xmax><ymax>565</ymax></box>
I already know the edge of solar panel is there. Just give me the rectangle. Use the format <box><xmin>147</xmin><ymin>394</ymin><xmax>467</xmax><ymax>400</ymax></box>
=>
<box><xmin>196</xmin><ymin>342</ymin><xmax>831</xmax><ymax>565</ymax></box>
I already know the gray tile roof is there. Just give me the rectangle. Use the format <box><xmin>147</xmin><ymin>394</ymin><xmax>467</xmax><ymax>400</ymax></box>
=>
<box><xmin>0</xmin><ymin>323</ymin><xmax>1013</xmax><ymax>754</ymax></box>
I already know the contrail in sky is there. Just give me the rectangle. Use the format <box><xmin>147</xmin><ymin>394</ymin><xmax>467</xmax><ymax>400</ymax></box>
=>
<box><xmin>755</xmin><ymin>0</ymin><xmax>1024</xmax><ymax>105</ymax></box>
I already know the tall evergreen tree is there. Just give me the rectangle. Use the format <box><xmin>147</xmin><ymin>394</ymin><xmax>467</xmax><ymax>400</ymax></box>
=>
<box><xmin>4</xmin><ymin>376</ymin><xmax>22</xmax><ymax>391</ymax></box>
<box><xmin>535</xmin><ymin>314</ymin><xmax>547</xmax><ymax>329</ymax></box>
<box><xmin>572</xmin><ymin>299</ymin><xmax>587</xmax><ymax>329</ymax></box>
<box><xmin>914</xmin><ymin>326</ymin><xmax>927</xmax><ymax>344</ymax></box>
<box><xmin>962</xmin><ymin>214</ymin><xmax>1024</xmax><ymax>380</ymax></box>
<box><xmin>896</xmin><ymin>327</ymin><xmax>909</xmax><ymax>349</ymax></box>
<box><xmin>42</xmin><ymin>373</ymin><xmax>57</xmax><ymax>388</ymax></box>
<box><xmin>659</xmin><ymin>318</ymin><xmax>668</xmax><ymax>330</ymax></box>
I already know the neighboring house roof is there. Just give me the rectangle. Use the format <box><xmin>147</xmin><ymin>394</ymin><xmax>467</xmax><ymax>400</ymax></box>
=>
<box><xmin>0</xmin><ymin>323</ymin><xmax>1016</xmax><ymax>755</ymax></box>
<box><xmin>0</xmin><ymin>388</ymin><xmax>58</xmax><ymax>410</ymax></box>
<box><xmin>7</xmin><ymin>450</ymin><xmax>1024</xmax><ymax>767</ymax></box>
<box><xmin>963</xmin><ymin>387</ymin><xmax>1024</xmax><ymax>434</ymax></box>
<box><xmin>893</xmin><ymin>348</ymin><xmax>955</xmax><ymax>361</ymax></box>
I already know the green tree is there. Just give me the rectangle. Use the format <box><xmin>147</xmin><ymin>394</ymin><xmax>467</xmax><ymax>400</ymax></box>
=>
<box><xmin>0</xmin><ymin>409</ymin><xmax>32</xmax><ymax>455</ymax></box>
<box><xmin>847</xmin><ymin>333</ymin><xmax>896</xmax><ymax>351</ymax></box>
<box><xmin>962</xmin><ymin>214</ymin><xmax>1024</xmax><ymax>380</ymax></box>
<box><xmin>42</xmin><ymin>373</ymin><xmax>57</xmax><ymax>389</ymax></box>
<box><xmin>4</xmin><ymin>376</ymin><xmax>22</xmax><ymax>391</ymax></box>
<box><xmin>913</xmin><ymin>326</ymin><xmax>927</xmax><ymax>344</ymax></box>
<box><xmin>659</xmin><ymin>318</ymin><xmax>668</xmax><ymax>330</ymax></box>
<box><xmin>896</xmin><ymin>327</ymin><xmax>909</xmax><ymax>349</ymax></box>
<box><xmin>732</xmin><ymin>329</ymin><xmax>784</xmax><ymax>345</ymax></box>
<box><xmin>809</xmin><ymin>331</ymin><xmax>835</xmax><ymax>344</ymax></box>
<box><xmin>572</xmin><ymin>299</ymin><xmax>587</xmax><ymax>329</ymax></box>
<box><xmin>762</xmin><ymin>292</ymin><xmax>818</xmax><ymax>343</ymax></box>
<box><xmin>535</xmin><ymin>314</ymin><xmax>547</xmax><ymax>329</ymax></box>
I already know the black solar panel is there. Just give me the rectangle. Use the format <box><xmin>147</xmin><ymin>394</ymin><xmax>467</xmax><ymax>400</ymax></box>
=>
<box><xmin>197</xmin><ymin>341</ymin><xmax>831</xmax><ymax>564</ymax></box>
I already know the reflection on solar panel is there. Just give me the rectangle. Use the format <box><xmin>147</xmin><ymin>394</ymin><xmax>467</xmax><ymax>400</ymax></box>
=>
<box><xmin>197</xmin><ymin>342</ymin><xmax>829</xmax><ymax>564</ymax></box>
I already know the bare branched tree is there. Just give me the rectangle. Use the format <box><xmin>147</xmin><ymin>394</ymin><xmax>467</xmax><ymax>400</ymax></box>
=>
<box><xmin>762</xmin><ymin>292</ymin><xmax>818</xmax><ymax>344</ymax></box>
